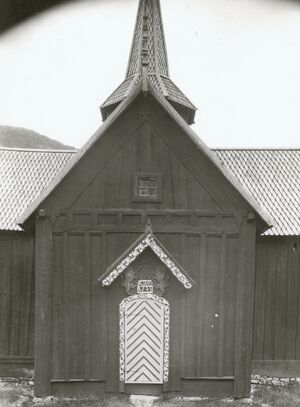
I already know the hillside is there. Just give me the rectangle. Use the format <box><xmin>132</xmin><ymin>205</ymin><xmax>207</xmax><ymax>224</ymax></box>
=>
<box><xmin>0</xmin><ymin>126</ymin><xmax>75</xmax><ymax>150</ymax></box>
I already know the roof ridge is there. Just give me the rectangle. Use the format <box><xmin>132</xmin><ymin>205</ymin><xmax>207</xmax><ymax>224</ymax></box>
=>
<box><xmin>0</xmin><ymin>146</ymin><xmax>78</xmax><ymax>153</ymax></box>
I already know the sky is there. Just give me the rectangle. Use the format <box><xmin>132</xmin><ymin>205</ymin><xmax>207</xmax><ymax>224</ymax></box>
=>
<box><xmin>0</xmin><ymin>0</ymin><xmax>300</xmax><ymax>148</ymax></box>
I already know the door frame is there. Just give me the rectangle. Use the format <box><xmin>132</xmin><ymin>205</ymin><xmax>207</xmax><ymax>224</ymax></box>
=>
<box><xmin>119</xmin><ymin>293</ymin><xmax>170</xmax><ymax>385</ymax></box>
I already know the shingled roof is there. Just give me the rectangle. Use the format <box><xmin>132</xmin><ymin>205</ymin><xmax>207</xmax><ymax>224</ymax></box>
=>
<box><xmin>213</xmin><ymin>149</ymin><xmax>300</xmax><ymax>236</ymax></box>
<box><xmin>100</xmin><ymin>0</ymin><xmax>196</xmax><ymax>124</ymax></box>
<box><xmin>0</xmin><ymin>147</ymin><xmax>75</xmax><ymax>231</ymax></box>
<box><xmin>0</xmin><ymin>146</ymin><xmax>298</xmax><ymax>235</ymax></box>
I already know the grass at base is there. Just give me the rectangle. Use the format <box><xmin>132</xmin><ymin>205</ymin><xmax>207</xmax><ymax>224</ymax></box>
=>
<box><xmin>0</xmin><ymin>379</ymin><xmax>299</xmax><ymax>406</ymax></box>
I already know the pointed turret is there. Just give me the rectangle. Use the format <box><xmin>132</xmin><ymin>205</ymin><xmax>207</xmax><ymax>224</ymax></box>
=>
<box><xmin>101</xmin><ymin>0</ymin><xmax>196</xmax><ymax>124</ymax></box>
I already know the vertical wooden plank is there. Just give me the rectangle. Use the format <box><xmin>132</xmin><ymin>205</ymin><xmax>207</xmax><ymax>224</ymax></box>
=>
<box><xmin>132</xmin><ymin>121</ymin><xmax>159</xmax><ymax>210</ymax></box>
<box><xmin>274</xmin><ymin>242</ymin><xmax>288</xmax><ymax>360</ymax></box>
<box><xmin>9</xmin><ymin>239</ymin><xmax>22</xmax><ymax>355</ymax></box>
<box><xmin>169</xmin><ymin>155</ymin><xmax>187</xmax><ymax>209</ymax></box>
<box><xmin>63</xmin><ymin>232</ymin><xmax>70</xmax><ymax>380</ymax></box>
<box><xmin>158</xmin><ymin>233</ymin><xmax>182</xmax><ymax>391</ymax></box>
<box><xmin>35</xmin><ymin>216</ymin><xmax>53</xmax><ymax>396</ymax></box>
<box><xmin>158</xmin><ymin>136</ymin><xmax>174</xmax><ymax>209</ymax></box>
<box><xmin>19</xmin><ymin>238</ymin><xmax>33</xmax><ymax>357</ymax></box>
<box><xmin>149</xmin><ymin>124</ymin><xmax>173</xmax><ymax>209</ymax></box>
<box><xmin>27</xmin><ymin>242</ymin><xmax>35</xmax><ymax>358</ymax></box>
<box><xmin>185</xmin><ymin>172</ymin><xmax>219</xmax><ymax>211</ymax></box>
<box><xmin>90</xmin><ymin>233</ymin><xmax>106</xmax><ymax>380</ymax></box>
<box><xmin>72</xmin><ymin>170</ymin><xmax>107</xmax><ymax>209</ymax></box>
<box><xmin>119</xmin><ymin>136</ymin><xmax>135</xmax><ymax>208</ymax></box>
<box><xmin>52</xmin><ymin>233</ymin><xmax>65</xmax><ymax>379</ymax></box>
<box><xmin>218</xmin><ymin>233</ymin><xmax>227</xmax><ymax>377</ymax></box>
<box><xmin>71</xmin><ymin>271</ymin><xmax>85</xmax><ymax>379</ymax></box>
<box><xmin>26</xmin><ymin>238</ymin><xmax>35</xmax><ymax>356</ymax></box>
<box><xmin>223</xmin><ymin>236</ymin><xmax>238</xmax><ymax>376</ymax></box>
<box><xmin>201</xmin><ymin>235</ymin><xmax>221</xmax><ymax>377</ymax></box>
<box><xmin>0</xmin><ymin>239</ymin><xmax>11</xmax><ymax>356</ymax></box>
<box><xmin>284</xmin><ymin>239</ymin><xmax>299</xmax><ymax>359</ymax></box>
<box><xmin>252</xmin><ymin>240</ymin><xmax>267</xmax><ymax>360</ymax></box>
<box><xmin>84</xmin><ymin>232</ymin><xmax>91</xmax><ymax>380</ymax></box>
<box><xmin>106</xmin><ymin>232</ymin><xmax>120</xmax><ymax>392</ymax></box>
<box><xmin>101</xmin><ymin>231</ymin><xmax>108</xmax><ymax>381</ymax></box>
<box><xmin>197</xmin><ymin>233</ymin><xmax>206</xmax><ymax>377</ymax></box>
<box><xmin>180</xmin><ymin>234</ymin><xmax>187</xmax><ymax>377</ymax></box>
<box><xmin>68</xmin><ymin>234</ymin><xmax>85</xmax><ymax>379</ymax></box>
<box><xmin>234</xmin><ymin>220</ymin><xmax>256</xmax><ymax>398</ymax></box>
<box><xmin>167</xmin><ymin>151</ymin><xmax>175</xmax><ymax>209</ymax></box>
<box><xmin>184</xmin><ymin>234</ymin><xmax>200</xmax><ymax>377</ymax></box>
<box><xmin>263</xmin><ymin>243</ymin><xmax>276</xmax><ymax>360</ymax></box>
<box><xmin>140</xmin><ymin>120</ymin><xmax>152</xmax><ymax>172</ymax></box>
<box><xmin>295</xmin><ymin>240</ymin><xmax>300</xmax><ymax>360</ymax></box>
<box><xmin>103</xmin><ymin>149</ymin><xmax>123</xmax><ymax>208</ymax></box>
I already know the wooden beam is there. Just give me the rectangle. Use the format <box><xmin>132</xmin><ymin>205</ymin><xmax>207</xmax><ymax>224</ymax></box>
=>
<box><xmin>234</xmin><ymin>220</ymin><xmax>256</xmax><ymax>397</ymax></box>
<box><xmin>34</xmin><ymin>216</ymin><xmax>53</xmax><ymax>396</ymax></box>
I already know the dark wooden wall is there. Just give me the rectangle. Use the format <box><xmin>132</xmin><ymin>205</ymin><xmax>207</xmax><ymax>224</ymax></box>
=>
<box><xmin>35</xmin><ymin>208</ymin><xmax>255</xmax><ymax>398</ymax></box>
<box><xmin>33</xmin><ymin>94</ymin><xmax>257</xmax><ymax>397</ymax></box>
<box><xmin>252</xmin><ymin>236</ymin><xmax>300</xmax><ymax>377</ymax></box>
<box><xmin>70</xmin><ymin>120</ymin><xmax>220</xmax><ymax>211</ymax></box>
<box><xmin>51</xmin><ymin>222</ymin><xmax>239</xmax><ymax>383</ymax></box>
<box><xmin>0</xmin><ymin>231</ymin><xmax>34</xmax><ymax>376</ymax></box>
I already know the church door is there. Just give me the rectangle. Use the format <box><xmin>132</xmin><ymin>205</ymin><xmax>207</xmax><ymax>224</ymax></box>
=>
<box><xmin>120</xmin><ymin>287</ymin><xmax>169</xmax><ymax>385</ymax></box>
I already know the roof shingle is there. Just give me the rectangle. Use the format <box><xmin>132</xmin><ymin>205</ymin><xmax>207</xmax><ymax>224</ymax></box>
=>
<box><xmin>213</xmin><ymin>149</ymin><xmax>300</xmax><ymax>236</ymax></box>
<box><xmin>100</xmin><ymin>0</ymin><xmax>196</xmax><ymax>124</ymax></box>
<box><xmin>0</xmin><ymin>148</ymin><xmax>75</xmax><ymax>230</ymax></box>
<box><xmin>0</xmin><ymin>147</ymin><xmax>299</xmax><ymax>236</ymax></box>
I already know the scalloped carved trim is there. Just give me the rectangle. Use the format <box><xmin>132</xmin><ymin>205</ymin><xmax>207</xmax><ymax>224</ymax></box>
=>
<box><xmin>102</xmin><ymin>234</ymin><xmax>192</xmax><ymax>289</ymax></box>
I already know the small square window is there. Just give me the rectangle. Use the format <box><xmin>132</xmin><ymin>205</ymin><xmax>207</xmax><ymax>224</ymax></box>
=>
<box><xmin>133</xmin><ymin>173</ymin><xmax>162</xmax><ymax>202</ymax></box>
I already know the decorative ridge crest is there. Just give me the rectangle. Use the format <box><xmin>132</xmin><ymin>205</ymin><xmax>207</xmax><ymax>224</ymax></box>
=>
<box><xmin>98</xmin><ymin>227</ymin><xmax>194</xmax><ymax>289</ymax></box>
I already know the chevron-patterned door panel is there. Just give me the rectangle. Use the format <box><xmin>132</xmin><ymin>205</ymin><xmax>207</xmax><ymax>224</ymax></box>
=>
<box><xmin>120</xmin><ymin>295</ymin><xmax>169</xmax><ymax>384</ymax></box>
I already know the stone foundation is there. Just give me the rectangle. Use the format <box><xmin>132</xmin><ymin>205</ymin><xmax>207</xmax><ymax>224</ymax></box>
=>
<box><xmin>251</xmin><ymin>375</ymin><xmax>300</xmax><ymax>386</ymax></box>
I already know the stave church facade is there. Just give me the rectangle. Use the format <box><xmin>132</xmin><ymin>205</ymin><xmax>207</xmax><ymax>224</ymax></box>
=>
<box><xmin>0</xmin><ymin>0</ymin><xmax>299</xmax><ymax>398</ymax></box>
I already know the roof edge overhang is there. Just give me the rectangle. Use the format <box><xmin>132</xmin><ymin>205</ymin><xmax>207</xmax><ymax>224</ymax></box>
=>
<box><xmin>17</xmin><ymin>83</ymin><xmax>144</xmax><ymax>228</ymax></box>
<box><xmin>145</xmin><ymin>83</ymin><xmax>274</xmax><ymax>230</ymax></box>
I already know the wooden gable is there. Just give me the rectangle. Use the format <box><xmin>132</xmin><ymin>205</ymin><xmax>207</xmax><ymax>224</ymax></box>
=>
<box><xmin>69</xmin><ymin>118</ymin><xmax>222</xmax><ymax>212</ymax></box>
<box><xmin>19</xmin><ymin>89</ymin><xmax>270</xmax><ymax>222</ymax></box>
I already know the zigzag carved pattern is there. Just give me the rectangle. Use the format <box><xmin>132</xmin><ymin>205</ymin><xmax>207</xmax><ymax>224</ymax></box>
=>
<box><xmin>124</xmin><ymin>298</ymin><xmax>164</xmax><ymax>384</ymax></box>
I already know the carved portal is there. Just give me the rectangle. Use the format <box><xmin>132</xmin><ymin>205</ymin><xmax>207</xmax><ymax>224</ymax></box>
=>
<box><xmin>121</xmin><ymin>249</ymin><xmax>169</xmax><ymax>296</ymax></box>
<box><xmin>120</xmin><ymin>293</ymin><xmax>169</xmax><ymax>384</ymax></box>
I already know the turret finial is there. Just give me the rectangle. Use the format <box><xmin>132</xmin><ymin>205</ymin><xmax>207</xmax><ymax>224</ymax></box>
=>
<box><xmin>100</xmin><ymin>0</ymin><xmax>197</xmax><ymax>124</ymax></box>
<box><xmin>145</xmin><ymin>218</ymin><xmax>153</xmax><ymax>234</ymax></box>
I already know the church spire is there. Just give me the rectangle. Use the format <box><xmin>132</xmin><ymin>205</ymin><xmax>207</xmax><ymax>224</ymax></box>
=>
<box><xmin>101</xmin><ymin>0</ymin><xmax>196</xmax><ymax>125</ymax></box>
<box><xmin>126</xmin><ymin>0</ymin><xmax>169</xmax><ymax>77</ymax></box>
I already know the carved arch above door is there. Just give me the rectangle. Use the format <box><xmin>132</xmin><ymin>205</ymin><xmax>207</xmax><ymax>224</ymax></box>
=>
<box><xmin>98</xmin><ymin>222</ymin><xmax>194</xmax><ymax>290</ymax></box>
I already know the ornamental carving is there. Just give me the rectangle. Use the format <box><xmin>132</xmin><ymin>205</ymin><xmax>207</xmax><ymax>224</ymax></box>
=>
<box><xmin>121</xmin><ymin>250</ymin><xmax>169</xmax><ymax>296</ymax></box>
<box><xmin>101</xmin><ymin>233</ymin><xmax>193</xmax><ymax>289</ymax></box>
<box><xmin>119</xmin><ymin>293</ymin><xmax>169</xmax><ymax>383</ymax></box>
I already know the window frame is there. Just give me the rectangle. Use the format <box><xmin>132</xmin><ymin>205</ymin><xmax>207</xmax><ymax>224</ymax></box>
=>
<box><xmin>132</xmin><ymin>173</ymin><xmax>163</xmax><ymax>202</ymax></box>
